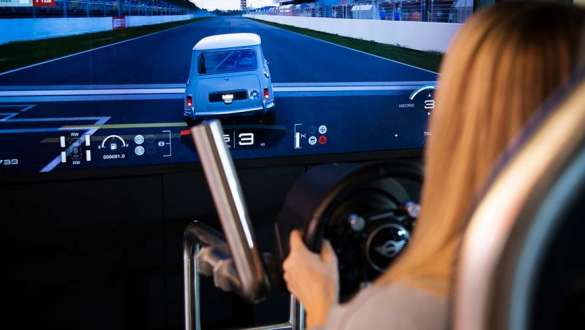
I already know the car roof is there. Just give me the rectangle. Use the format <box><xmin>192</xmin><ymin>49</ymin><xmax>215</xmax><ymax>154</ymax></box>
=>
<box><xmin>193</xmin><ymin>33</ymin><xmax>261</xmax><ymax>51</ymax></box>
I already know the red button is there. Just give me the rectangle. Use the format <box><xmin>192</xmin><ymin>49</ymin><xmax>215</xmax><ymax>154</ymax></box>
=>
<box><xmin>318</xmin><ymin>135</ymin><xmax>328</xmax><ymax>145</ymax></box>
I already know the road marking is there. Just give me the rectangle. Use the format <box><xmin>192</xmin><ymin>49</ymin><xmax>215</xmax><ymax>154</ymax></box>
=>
<box><xmin>6</xmin><ymin>116</ymin><xmax>106</xmax><ymax>122</ymax></box>
<box><xmin>20</xmin><ymin>104</ymin><xmax>36</xmax><ymax>112</ymax></box>
<box><xmin>0</xmin><ymin>94</ymin><xmax>182</xmax><ymax>103</ymax></box>
<box><xmin>0</xmin><ymin>121</ymin><xmax>186</xmax><ymax>135</ymax></box>
<box><xmin>0</xmin><ymin>88</ymin><xmax>185</xmax><ymax>97</ymax></box>
<box><xmin>0</xmin><ymin>113</ymin><xmax>18</xmax><ymax>121</ymax></box>
<box><xmin>0</xmin><ymin>104</ymin><xmax>109</xmax><ymax>172</ymax></box>
<box><xmin>0</xmin><ymin>81</ymin><xmax>433</xmax><ymax>95</ymax></box>
<box><xmin>249</xmin><ymin>17</ymin><xmax>439</xmax><ymax>75</ymax></box>
<box><xmin>0</xmin><ymin>83</ymin><xmax>185</xmax><ymax>90</ymax></box>
<box><xmin>0</xmin><ymin>81</ymin><xmax>436</xmax><ymax>102</ymax></box>
<box><xmin>0</xmin><ymin>104</ymin><xmax>36</xmax><ymax>109</ymax></box>
<box><xmin>0</xmin><ymin>21</ymin><xmax>202</xmax><ymax>77</ymax></box>
<box><xmin>274</xmin><ymin>81</ymin><xmax>435</xmax><ymax>86</ymax></box>
<box><xmin>0</xmin><ymin>118</ymin><xmax>104</xmax><ymax>134</ymax></box>
<box><xmin>0</xmin><ymin>104</ymin><xmax>37</xmax><ymax>121</ymax></box>
<box><xmin>0</xmin><ymin>128</ymin><xmax>91</xmax><ymax>134</ymax></box>
<box><xmin>62</xmin><ymin>122</ymin><xmax>187</xmax><ymax>130</ymax></box>
<box><xmin>276</xmin><ymin>85</ymin><xmax>427</xmax><ymax>92</ymax></box>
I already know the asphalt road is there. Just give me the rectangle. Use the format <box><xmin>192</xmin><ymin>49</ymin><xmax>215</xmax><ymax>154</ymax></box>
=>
<box><xmin>0</xmin><ymin>16</ymin><xmax>436</xmax><ymax>174</ymax></box>
<box><xmin>0</xmin><ymin>16</ymin><xmax>436</xmax><ymax>85</ymax></box>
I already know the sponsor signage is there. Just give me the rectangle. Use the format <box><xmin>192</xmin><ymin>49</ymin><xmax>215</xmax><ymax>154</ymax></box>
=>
<box><xmin>112</xmin><ymin>16</ymin><xmax>127</xmax><ymax>30</ymax></box>
<box><xmin>32</xmin><ymin>0</ymin><xmax>55</xmax><ymax>7</ymax></box>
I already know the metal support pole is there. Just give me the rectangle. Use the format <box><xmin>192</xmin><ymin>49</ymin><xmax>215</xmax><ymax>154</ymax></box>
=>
<box><xmin>184</xmin><ymin>225</ymin><xmax>202</xmax><ymax>330</ymax></box>
<box><xmin>290</xmin><ymin>296</ymin><xmax>305</xmax><ymax>330</ymax></box>
<box><xmin>183</xmin><ymin>221</ymin><xmax>305</xmax><ymax>330</ymax></box>
<box><xmin>429</xmin><ymin>0</ymin><xmax>434</xmax><ymax>22</ymax></box>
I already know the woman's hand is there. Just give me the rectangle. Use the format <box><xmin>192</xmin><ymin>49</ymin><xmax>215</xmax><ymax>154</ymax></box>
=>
<box><xmin>283</xmin><ymin>230</ymin><xmax>339</xmax><ymax>329</ymax></box>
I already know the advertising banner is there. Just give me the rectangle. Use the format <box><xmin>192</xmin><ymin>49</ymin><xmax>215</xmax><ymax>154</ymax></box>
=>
<box><xmin>112</xmin><ymin>16</ymin><xmax>127</xmax><ymax>30</ymax></box>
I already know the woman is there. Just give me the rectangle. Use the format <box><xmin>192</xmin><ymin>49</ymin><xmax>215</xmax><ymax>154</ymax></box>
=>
<box><xmin>283</xmin><ymin>3</ymin><xmax>585</xmax><ymax>330</ymax></box>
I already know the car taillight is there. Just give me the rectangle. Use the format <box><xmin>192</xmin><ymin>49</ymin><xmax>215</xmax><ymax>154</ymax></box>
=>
<box><xmin>263</xmin><ymin>88</ymin><xmax>270</xmax><ymax>99</ymax></box>
<box><xmin>186</xmin><ymin>95</ymin><xmax>193</xmax><ymax>108</ymax></box>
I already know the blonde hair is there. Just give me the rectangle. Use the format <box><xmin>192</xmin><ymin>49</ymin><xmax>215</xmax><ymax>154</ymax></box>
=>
<box><xmin>378</xmin><ymin>3</ymin><xmax>585</xmax><ymax>296</ymax></box>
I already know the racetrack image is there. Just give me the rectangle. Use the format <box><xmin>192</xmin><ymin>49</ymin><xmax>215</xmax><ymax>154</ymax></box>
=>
<box><xmin>0</xmin><ymin>15</ymin><xmax>442</xmax><ymax>174</ymax></box>
<box><xmin>0</xmin><ymin>17</ymin><xmax>437</xmax><ymax>84</ymax></box>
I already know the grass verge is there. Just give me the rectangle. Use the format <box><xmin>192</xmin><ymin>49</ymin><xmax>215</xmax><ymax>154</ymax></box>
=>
<box><xmin>0</xmin><ymin>17</ymin><xmax>209</xmax><ymax>74</ymax></box>
<box><xmin>249</xmin><ymin>17</ymin><xmax>442</xmax><ymax>73</ymax></box>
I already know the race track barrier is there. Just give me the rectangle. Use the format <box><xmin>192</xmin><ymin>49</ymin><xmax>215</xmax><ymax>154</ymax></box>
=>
<box><xmin>0</xmin><ymin>13</ymin><xmax>205</xmax><ymax>45</ymax></box>
<box><xmin>244</xmin><ymin>14</ymin><xmax>461</xmax><ymax>53</ymax></box>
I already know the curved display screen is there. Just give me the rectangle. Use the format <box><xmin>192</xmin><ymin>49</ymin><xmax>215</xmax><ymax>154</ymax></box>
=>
<box><xmin>0</xmin><ymin>0</ymin><xmax>472</xmax><ymax>175</ymax></box>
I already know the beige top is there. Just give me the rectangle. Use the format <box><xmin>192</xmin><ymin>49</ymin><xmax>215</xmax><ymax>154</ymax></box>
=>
<box><xmin>313</xmin><ymin>283</ymin><xmax>448</xmax><ymax>330</ymax></box>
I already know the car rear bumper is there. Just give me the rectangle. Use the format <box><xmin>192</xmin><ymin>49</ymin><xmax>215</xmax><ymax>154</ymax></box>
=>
<box><xmin>195</xmin><ymin>105</ymin><xmax>264</xmax><ymax>117</ymax></box>
<box><xmin>185</xmin><ymin>101</ymin><xmax>275</xmax><ymax>119</ymax></box>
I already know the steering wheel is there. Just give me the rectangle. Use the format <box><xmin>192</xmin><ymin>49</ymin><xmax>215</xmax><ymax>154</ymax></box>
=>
<box><xmin>277</xmin><ymin>161</ymin><xmax>423</xmax><ymax>302</ymax></box>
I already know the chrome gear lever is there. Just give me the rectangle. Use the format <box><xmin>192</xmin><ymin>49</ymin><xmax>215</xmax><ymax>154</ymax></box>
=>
<box><xmin>184</xmin><ymin>120</ymin><xmax>304</xmax><ymax>330</ymax></box>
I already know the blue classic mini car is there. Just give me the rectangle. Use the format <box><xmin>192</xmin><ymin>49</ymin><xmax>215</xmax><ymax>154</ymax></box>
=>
<box><xmin>184</xmin><ymin>33</ymin><xmax>275</xmax><ymax>124</ymax></box>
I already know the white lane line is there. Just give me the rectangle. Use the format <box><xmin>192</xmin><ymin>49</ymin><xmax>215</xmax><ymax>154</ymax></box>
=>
<box><xmin>0</xmin><ymin>81</ymin><xmax>435</xmax><ymax>97</ymax></box>
<box><xmin>20</xmin><ymin>104</ymin><xmax>36</xmax><ymax>112</ymax></box>
<box><xmin>0</xmin><ymin>123</ymin><xmax>104</xmax><ymax>134</ymax></box>
<box><xmin>0</xmin><ymin>88</ymin><xmax>185</xmax><ymax>97</ymax></box>
<box><xmin>274</xmin><ymin>81</ymin><xmax>436</xmax><ymax>87</ymax></box>
<box><xmin>0</xmin><ymin>104</ymin><xmax>36</xmax><ymax>109</ymax></box>
<box><xmin>40</xmin><ymin>116</ymin><xmax>110</xmax><ymax>173</ymax></box>
<box><xmin>0</xmin><ymin>113</ymin><xmax>18</xmax><ymax>121</ymax></box>
<box><xmin>0</xmin><ymin>104</ymin><xmax>36</xmax><ymax>121</ymax></box>
<box><xmin>276</xmin><ymin>85</ymin><xmax>424</xmax><ymax>92</ymax></box>
<box><xmin>0</xmin><ymin>94</ymin><xmax>181</xmax><ymax>103</ymax></box>
<box><xmin>6</xmin><ymin>117</ymin><xmax>106</xmax><ymax>122</ymax></box>
<box><xmin>0</xmin><ymin>21</ymin><xmax>199</xmax><ymax>77</ymax></box>
<box><xmin>249</xmin><ymin>18</ymin><xmax>439</xmax><ymax>75</ymax></box>
<box><xmin>0</xmin><ymin>128</ymin><xmax>76</xmax><ymax>134</ymax></box>
<box><xmin>0</xmin><ymin>103</ymin><xmax>105</xmax><ymax>136</ymax></box>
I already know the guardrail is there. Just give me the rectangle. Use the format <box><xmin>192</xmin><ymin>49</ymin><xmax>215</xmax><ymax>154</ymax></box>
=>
<box><xmin>246</xmin><ymin>14</ymin><xmax>461</xmax><ymax>53</ymax></box>
<box><xmin>0</xmin><ymin>14</ymin><xmax>201</xmax><ymax>45</ymax></box>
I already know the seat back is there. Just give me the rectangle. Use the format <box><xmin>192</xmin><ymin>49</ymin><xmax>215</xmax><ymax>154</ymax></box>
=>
<box><xmin>453</xmin><ymin>72</ymin><xmax>585</xmax><ymax>330</ymax></box>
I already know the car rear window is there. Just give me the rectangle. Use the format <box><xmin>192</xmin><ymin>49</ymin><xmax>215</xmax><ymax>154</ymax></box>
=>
<box><xmin>198</xmin><ymin>48</ymin><xmax>257</xmax><ymax>75</ymax></box>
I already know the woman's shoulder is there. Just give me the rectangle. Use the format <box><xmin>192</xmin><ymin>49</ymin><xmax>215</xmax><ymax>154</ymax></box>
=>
<box><xmin>324</xmin><ymin>283</ymin><xmax>448</xmax><ymax>330</ymax></box>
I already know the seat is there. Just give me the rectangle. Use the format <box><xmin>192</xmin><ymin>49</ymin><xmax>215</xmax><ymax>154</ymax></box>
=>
<box><xmin>453</xmin><ymin>68</ymin><xmax>585</xmax><ymax>329</ymax></box>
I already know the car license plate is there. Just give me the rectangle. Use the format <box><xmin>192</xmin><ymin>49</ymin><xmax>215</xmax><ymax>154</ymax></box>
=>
<box><xmin>222</xmin><ymin>94</ymin><xmax>234</xmax><ymax>104</ymax></box>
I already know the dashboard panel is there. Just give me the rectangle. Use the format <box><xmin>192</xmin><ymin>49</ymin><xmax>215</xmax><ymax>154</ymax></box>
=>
<box><xmin>0</xmin><ymin>83</ymin><xmax>434</xmax><ymax>176</ymax></box>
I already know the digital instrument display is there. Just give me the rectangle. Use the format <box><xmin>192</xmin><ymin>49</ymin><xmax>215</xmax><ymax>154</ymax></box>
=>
<box><xmin>0</xmin><ymin>0</ymin><xmax>473</xmax><ymax>175</ymax></box>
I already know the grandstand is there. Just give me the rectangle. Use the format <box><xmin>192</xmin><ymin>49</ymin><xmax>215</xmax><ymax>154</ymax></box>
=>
<box><xmin>252</xmin><ymin>0</ymin><xmax>473</xmax><ymax>23</ymax></box>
